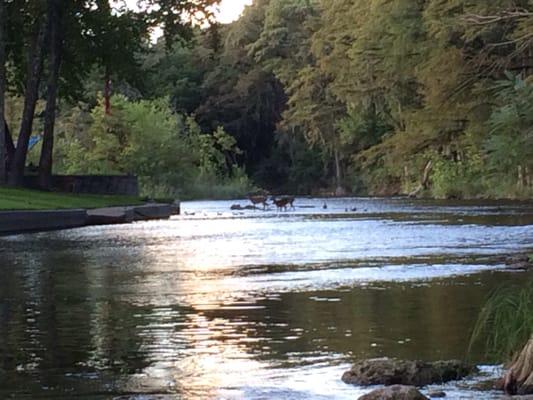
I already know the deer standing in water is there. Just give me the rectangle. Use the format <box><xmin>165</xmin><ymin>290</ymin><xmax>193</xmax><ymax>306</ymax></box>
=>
<box><xmin>248</xmin><ymin>195</ymin><xmax>269</xmax><ymax>210</ymax></box>
<box><xmin>272</xmin><ymin>196</ymin><xmax>295</xmax><ymax>211</ymax></box>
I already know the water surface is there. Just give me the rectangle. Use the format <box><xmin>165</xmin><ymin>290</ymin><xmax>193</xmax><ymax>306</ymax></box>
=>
<box><xmin>1</xmin><ymin>197</ymin><xmax>532</xmax><ymax>399</ymax></box>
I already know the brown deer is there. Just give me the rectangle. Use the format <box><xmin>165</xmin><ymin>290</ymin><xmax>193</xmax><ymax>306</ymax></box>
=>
<box><xmin>272</xmin><ymin>196</ymin><xmax>295</xmax><ymax>211</ymax></box>
<box><xmin>248</xmin><ymin>195</ymin><xmax>269</xmax><ymax>210</ymax></box>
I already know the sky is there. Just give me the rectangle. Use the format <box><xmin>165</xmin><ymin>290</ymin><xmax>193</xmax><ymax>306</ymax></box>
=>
<box><xmin>215</xmin><ymin>0</ymin><xmax>253</xmax><ymax>24</ymax></box>
<box><xmin>123</xmin><ymin>0</ymin><xmax>253</xmax><ymax>24</ymax></box>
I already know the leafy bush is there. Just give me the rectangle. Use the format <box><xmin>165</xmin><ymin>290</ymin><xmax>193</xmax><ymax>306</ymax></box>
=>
<box><xmin>430</xmin><ymin>152</ymin><xmax>485</xmax><ymax>199</ymax></box>
<box><xmin>185</xmin><ymin>167</ymin><xmax>256</xmax><ymax>200</ymax></box>
<box><xmin>55</xmin><ymin>96</ymin><xmax>246</xmax><ymax>199</ymax></box>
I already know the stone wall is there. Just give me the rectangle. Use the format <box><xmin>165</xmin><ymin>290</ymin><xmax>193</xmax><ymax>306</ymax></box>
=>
<box><xmin>24</xmin><ymin>175</ymin><xmax>139</xmax><ymax>196</ymax></box>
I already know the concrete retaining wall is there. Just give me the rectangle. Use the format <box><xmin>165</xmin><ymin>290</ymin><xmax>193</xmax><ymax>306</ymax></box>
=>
<box><xmin>0</xmin><ymin>203</ymin><xmax>178</xmax><ymax>236</ymax></box>
<box><xmin>0</xmin><ymin>210</ymin><xmax>88</xmax><ymax>235</ymax></box>
<box><xmin>133</xmin><ymin>204</ymin><xmax>173</xmax><ymax>221</ymax></box>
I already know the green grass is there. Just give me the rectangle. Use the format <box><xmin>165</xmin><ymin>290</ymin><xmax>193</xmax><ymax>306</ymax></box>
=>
<box><xmin>0</xmin><ymin>187</ymin><xmax>144</xmax><ymax>211</ymax></box>
<box><xmin>469</xmin><ymin>280</ymin><xmax>533</xmax><ymax>362</ymax></box>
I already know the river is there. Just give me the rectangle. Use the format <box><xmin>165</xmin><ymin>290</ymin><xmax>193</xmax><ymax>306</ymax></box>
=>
<box><xmin>1</xmin><ymin>197</ymin><xmax>532</xmax><ymax>399</ymax></box>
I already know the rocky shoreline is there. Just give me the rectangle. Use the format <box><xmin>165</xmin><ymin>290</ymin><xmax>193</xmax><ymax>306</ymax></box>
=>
<box><xmin>342</xmin><ymin>358</ymin><xmax>477</xmax><ymax>387</ymax></box>
<box><xmin>343</xmin><ymin>358</ymin><xmax>533</xmax><ymax>399</ymax></box>
<box><xmin>0</xmin><ymin>202</ymin><xmax>180</xmax><ymax>236</ymax></box>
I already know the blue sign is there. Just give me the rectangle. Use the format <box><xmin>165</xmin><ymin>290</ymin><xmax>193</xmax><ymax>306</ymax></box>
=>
<box><xmin>28</xmin><ymin>135</ymin><xmax>42</xmax><ymax>150</ymax></box>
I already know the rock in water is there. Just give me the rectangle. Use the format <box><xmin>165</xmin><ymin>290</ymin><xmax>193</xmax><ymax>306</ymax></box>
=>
<box><xmin>427</xmin><ymin>390</ymin><xmax>446</xmax><ymax>398</ymax></box>
<box><xmin>342</xmin><ymin>358</ymin><xmax>477</xmax><ymax>386</ymax></box>
<box><xmin>359</xmin><ymin>385</ymin><xmax>428</xmax><ymax>400</ymax></box>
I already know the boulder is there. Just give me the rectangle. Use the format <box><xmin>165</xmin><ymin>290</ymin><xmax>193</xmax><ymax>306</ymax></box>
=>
<box><xmin>359</xmin><ymin>385</ymin><xmax>428</xmax><ymax>400</ymax></box>
<box><xmin>342</xmin><ymin>358</ymin><xmax>477</xmax><ymax>387</ymax></box>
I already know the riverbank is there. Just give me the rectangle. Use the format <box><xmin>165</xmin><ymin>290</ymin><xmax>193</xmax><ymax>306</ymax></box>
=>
<box><xmin>0</xmin><ymin>187</ymin><xmax>144</xmax><ymax>210</ymax></box>
<box><xmin>0</xmin><ymin>187</ymin><xmax>180</xmax><ymax>235</ymax></box>
<box><xmin>0</xmin><ymin>203</ymin><xmax>179</xmax><ymax>236</ymax></box>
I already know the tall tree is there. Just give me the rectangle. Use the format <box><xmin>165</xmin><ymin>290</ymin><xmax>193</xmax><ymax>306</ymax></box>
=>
<box><xmin>0</xmin><ymin>0</ymin><xmax>6</xmax><ymax>184</ymax></box>
<box><xmin>251</xmin><ymin>0</ymin><xmax>348</xmax><ymax>191</ymax></box>
<box><xmin>38</xmin><ymin>0</ymin><xmax>64</xmax><ymax>189</ymax></box>
<box><xmin>8</xmin><ymin>0</ymin><xmax>224</xmax><ymax>188</ymax></box>
<box><xmin>8</xmin><ymin>3</ymin><xmax>48</xmax><ymax>186</ymax></box>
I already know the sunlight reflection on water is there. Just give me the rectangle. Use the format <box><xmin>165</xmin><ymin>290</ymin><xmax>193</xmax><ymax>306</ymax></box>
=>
<box><xmin>0</xmin><ymin>197</ymin><xmax>532</xmax><ymax>399</ymax></box>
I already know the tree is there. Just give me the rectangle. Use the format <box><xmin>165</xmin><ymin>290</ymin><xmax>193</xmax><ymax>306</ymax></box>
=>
<box><xmin>8</xmin><ymin>1</ymin><xmax>48</xmax><ymax>186</ymax></box>
<box><xmin>250</xmin><ymin>0</ymin><xmax>348</xmax><ymax>191</ymax></box>
<box><xmin>38</xmin><ymin>0</ymin><xmax>64</xmax><ymax>189</ymax></box>
<box><xmin>15</xmin><ymin>0</ymin><xmax>531</xmax><ymax>198</ymax></box>
<box><xmin>192</xmin><ymin>1</ymin><xmax>286</xmax><ymax>183</ymax></box>
<box><xmin>4</xmin><ymin>0</ymin><xmax>224</xmax><ymax>188</ymax></box>
<box><xmin>0</xmin><ymin>0</ymin><xmax>6</xmax><ymax>184</ymax></box>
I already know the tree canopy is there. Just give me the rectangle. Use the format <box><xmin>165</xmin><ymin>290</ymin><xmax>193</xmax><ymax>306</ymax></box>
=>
<box><xmin>1</xmin><ymin>0</ymin><xmax>532</xmax><ymax>199</ymax></box>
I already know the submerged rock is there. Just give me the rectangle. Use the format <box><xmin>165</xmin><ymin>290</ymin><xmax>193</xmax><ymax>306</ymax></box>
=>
<box><xmin>231</xmin><ymin>204</ymin><xmax>258</xmax><ymax>210</ymax></box>
<box><xmin>359</xmin><ymin>385</ymin><xmax>428</xmax><ymax>400</ymax></box>
<box><xmin>427</xmin><ymin>390</ymin><xmax>446</xmax><ymax>398</ymax></box>
<box><xmin>467</xmin><ymin>377</ymin><xmax>504</xmax><ymax>391</ymax></box>
<box><xmin>342</xmin><ymin>358</ymin><xmax>477</xmax><ymax>387</ymax></box>
<box><xmin>506</xmin><ymin>254</ymin><xmax>532</xmax><ymax>270</ymax></box>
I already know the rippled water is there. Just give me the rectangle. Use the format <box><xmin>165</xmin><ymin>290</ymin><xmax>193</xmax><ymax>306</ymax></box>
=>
<box><xmin>0</xmin><ymin>197</ymin><xmax>532</xmax><ymax>399</ymax></box>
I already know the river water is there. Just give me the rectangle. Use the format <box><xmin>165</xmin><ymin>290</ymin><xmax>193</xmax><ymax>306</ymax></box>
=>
<box><xmin>0</xmin><ymin>197</ymin><xmax>532</xmax><ymax>399</ymax></box>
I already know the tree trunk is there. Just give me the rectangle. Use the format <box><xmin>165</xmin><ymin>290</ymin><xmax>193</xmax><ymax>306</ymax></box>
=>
<box><xmin>4</xmin><ymin>121</ymin><xmax>15</xmax><ymax>162</ymax></box>
<box><xmin>518</xmin><ymin>165</ymin><xmax>524</xmax><ymax>189</ymax></box>
<box><xmin>38</xmin><ymin>0</ymin><xmax>64</xmax><ymax>190</ymax></box>
<box><xmin>104</xmin><ymin>72</ymin><xmax>111</xmax><ymax>115</ymax></box>
<box><xmin>0</xmin><ymin>0</ymin><xmax>6</xmax><ymax>184</ymax></box>
<box><xmin>409</xmin><ymin>160</ymin><xmax>433</xmax><ymax>198</ymax></box>
<box><xmin>8</xmin><ymin>17</ymin><xmax>48</xmax><ymax>186</ymax></box>
<box><xmin>504</xmin><ymin>338</ymin><xmax>533</xmax><ymax>395</ymax></box>
<box><xmin>334</xmin><ymin>147</ymin><xmax>346</xmax><ymax>196</ymax></box>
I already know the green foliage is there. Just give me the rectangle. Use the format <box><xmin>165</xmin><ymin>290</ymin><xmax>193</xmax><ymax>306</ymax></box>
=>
<box><xmin>8</xmin><ymin>0</ymin><xmax>531</xmax><ymax>198</ymax></box>
<box><xmin>338</xmin><ymin>108</ymin><xmax>390</xmax><ymax>152</ymax></box>
<box><xmin>430</xmin><ymin>152</ymin><xmax>485</xmax><ymax>199</ymax></box>
<box><xmin>484</xmin><ymin>74</ymin><xmax>533</xmax><ymax>192</ymax></box>
<box><xmin>54</xmin><ymin>95</ymin><xmax>247</xmax><ymax>198</ymax></box>
<box><xmin>470</xmin><ymin>281</ymin><xmax>533</xmax><ymax>362</ymax></box>
<box><xmin>185</xmin><ymin>166</ymin><xmax>256</xmax><ymax>200</ymax></box>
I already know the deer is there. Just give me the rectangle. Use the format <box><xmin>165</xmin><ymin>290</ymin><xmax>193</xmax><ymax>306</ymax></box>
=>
<box><xmin>272</xmin><ymin>196</ymin><xmax>295</xmax><ymax>211</ymax></box>
<box><xmin>248</xmin><ymin>195</ymin><xmax>269</xmax><ymax>210</ymax></box>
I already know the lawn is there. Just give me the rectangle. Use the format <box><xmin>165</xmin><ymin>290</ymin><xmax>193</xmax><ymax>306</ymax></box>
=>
<box><xmin>0</xmin><ymin>187</ymin><xmax>144</xmax><ymax>211</ymax></box>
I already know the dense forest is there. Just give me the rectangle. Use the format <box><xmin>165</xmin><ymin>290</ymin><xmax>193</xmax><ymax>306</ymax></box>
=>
<box><xmin>2</xmin><ymin>0</ymin><xmax>533</xmax><ymax>199</ymax></box>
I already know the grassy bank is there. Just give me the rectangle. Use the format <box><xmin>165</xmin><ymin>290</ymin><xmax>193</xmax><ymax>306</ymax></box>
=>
<box><xmin>0</xmin><ymin>187</ymin><xmax>144</xmax><ymax>211</ymax></box>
